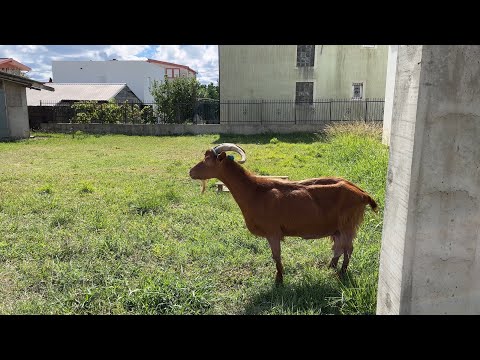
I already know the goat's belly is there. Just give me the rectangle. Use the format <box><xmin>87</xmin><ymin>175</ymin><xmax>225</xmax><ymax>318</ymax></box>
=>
<box><xmin>244</xmin><ymin>214</ymin><xmax>338</xmax><ymax>239</ymax></box>
<box><xmin>282</xmin><ymin>224</ymin><xmax>337</xmax><ymax>239</ymax></box>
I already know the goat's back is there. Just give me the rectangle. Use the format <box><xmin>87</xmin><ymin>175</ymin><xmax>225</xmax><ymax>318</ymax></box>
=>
<box><xmin>245</xmin><ymin>177</ymin><xmax>374</xmax><ymax>238</ymax></box>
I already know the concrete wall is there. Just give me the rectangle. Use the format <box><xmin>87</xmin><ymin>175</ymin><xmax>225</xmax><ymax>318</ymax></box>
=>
<box><xmin>52</xmin><ymin>61</ymin><xmax>165</xmax><ymax>103</ymax></box>
<box><xmin>4</xmin><ymin>81</ymin><xmax>29</xmax><ymax>139</ymax></box>
<box><xmin>40</xmin><ymin>122</ymin><xmax>335</xmax><ymax>136</ymax></box>
<box><xmin>0</xmin><ymin>81</ymin><xmax>9</xmax><ymax>138</ymax></box>
<box><xmin>381</xmin><ymin>45</ymin><xmax>398</xmax><ymax>146</ymax></box>
<box><xmin>219</xmin><ymin>45</ymin><xmax>388</xmax><ymax>101</ymax></box>
<box><xmin>377</xmin><ymin>45</ymin><xmax>480</xmax><ymax>314</ymax></box>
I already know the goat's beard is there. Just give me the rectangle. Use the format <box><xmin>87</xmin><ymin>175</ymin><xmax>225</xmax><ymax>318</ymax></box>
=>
<box><xmin>200</xmin><ymin>179</ymin><xmax>206</xmax><ymax>194</ymax></box>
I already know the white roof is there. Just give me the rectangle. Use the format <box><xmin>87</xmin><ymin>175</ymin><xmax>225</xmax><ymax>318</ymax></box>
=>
<box><xmin>26</xmin><ymin>83</ymin><xmax>128</xmax><ymax>106</ymax></box>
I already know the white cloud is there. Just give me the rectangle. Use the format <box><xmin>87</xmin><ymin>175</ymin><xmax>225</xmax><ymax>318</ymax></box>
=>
<box><xmin>153</xmin><ymin>45</ymin><xmax>218</xmax><ymax>84</ymax></box>
<box><xmin>104</xmin><ymin>45</ymin><xmax>150</xmax><ymax>60</ymax></box>
<box><xmin>0</xmin><ymin>45</ymin><xmax>218</xmax><ymax>84</ymax></box>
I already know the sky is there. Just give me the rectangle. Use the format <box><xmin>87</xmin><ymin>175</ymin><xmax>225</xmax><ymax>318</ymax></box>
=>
<box><xmin>0</xmin><ymin>45</ymin><xmax>219</xmax><ymax>84</ymax></box>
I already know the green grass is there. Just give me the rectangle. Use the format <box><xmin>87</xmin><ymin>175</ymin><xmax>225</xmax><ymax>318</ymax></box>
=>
<box><xmin>0</xmin><ymin>123</ymin><xmax>389</xmax><ymax>314</ymax></box>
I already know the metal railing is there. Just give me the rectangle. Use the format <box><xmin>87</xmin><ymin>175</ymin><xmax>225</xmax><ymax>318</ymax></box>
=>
<box><xmin>28</xmin><ymin>98</ymin><xmax>384</xmax><ymax>128</ymax></box>
<box><xmin>220</xmin><ymin>98</ymin><xmax>384</xmax><ymax>124</ymax></box>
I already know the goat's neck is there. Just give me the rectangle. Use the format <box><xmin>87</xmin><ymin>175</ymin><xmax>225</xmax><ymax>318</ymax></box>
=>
<box><xmin>217</xmin><ymin>161</ymin><xmax>257</xmax><ymax>213</ymax></box>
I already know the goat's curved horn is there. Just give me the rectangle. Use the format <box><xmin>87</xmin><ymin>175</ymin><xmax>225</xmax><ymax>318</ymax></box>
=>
<box><xmin>212</xmin><ymin>143</ymin><xmax>246</xmax><ymax>163</ymax></box>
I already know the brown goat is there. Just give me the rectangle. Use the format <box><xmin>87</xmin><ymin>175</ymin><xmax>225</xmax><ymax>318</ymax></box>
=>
<box><xmin>189</xmin><ymin>143</ymin><xmax>378</xmax><ymax>284</ymax></box>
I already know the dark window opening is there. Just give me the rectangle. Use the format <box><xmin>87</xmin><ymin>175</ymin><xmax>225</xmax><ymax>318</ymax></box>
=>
<box><xmin>297</xmin><ymin>45</ymin><xmax>315</xmax><ymax>67</ymax></box>
<box><xmin>295</xmin><ymin>82</ymin><xmax>314</xmax><ymax>104</ymax></box>
<box><xmin>352</xmin><ymin>83</ymin><xmax>363</xmax><ymax>99</ymax></box>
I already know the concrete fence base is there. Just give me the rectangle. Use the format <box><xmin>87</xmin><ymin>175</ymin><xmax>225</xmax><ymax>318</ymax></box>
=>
<box><xmin>39</xmin><ymin>122</ymin><xmax>337</xmax><ymax>136</ymax></box>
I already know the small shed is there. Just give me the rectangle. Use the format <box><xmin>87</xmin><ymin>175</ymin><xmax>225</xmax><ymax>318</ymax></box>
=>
<box><xmin>0</xmin><ymin>70</ymin><xmax>54</xmax><ymax>140</ymax></box>
<box><xmin>26</xmin><ymin>83</ymin><xmax>141</xmax><ymax>128</ymax></box>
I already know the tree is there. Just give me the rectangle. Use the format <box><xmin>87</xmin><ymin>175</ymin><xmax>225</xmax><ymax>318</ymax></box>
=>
<box><xmin>150</xmin><ymin>76</ymin><xmax>200</xmax><ymax>123</ymax></box>
<box><xmin>198</xmin><ymin>82</ymin><xmax>219</xmax><ymax>100</ymax></box>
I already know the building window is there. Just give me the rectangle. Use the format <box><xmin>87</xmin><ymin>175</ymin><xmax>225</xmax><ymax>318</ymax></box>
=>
<box><xmin>352</xmin><ymin>82</ymin><xmax>363</xmax><ymax>99</ymax></box>
<box><xmin>295</xmin><ymin>82</ymin><xmax>314</xmax><ymax>104</ymax></box>
<box><xmin>166</xmin><ymin>68</ymin><xmax>180</xmax><ymax>78</ymax></box>
<box><xmin>296</xmin><ymin>45</ymin><xmax>315</xmax><ymax>67</ymax></box>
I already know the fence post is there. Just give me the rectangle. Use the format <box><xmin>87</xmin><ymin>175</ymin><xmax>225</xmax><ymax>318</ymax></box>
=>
<box><xmin>261</xmin><ymin>100</ymin><xmax>263</xmax><ymax>124</ymax></box>
<box><xmin>365</xmin><ymin>99</ymin><xmax>368</xmax><ymax>122</ymax></box>
<box><xmin>294</xmin><ymin>102</ymin><xmax>297</xmax><ymax>124</ymax></box>
<box><xmin>329</xmin><ymin>99</ymin><xmax>332</xmax><ymax>121</ymax></box>
<box><xmin>131</xmin><ymin>102</ymin><xmax>134</xmax><ymax>124</ymax></box>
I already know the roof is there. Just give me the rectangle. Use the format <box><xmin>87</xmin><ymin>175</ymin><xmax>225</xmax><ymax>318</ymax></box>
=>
<box><xmin>0</xmin><ymin>58</ymin><xmax>32</xmax><ymax>71</ymax></box>
<box><xmin>147</xmin><ymin>59</ymin><xmax>197</xmax><ymax>74</ymax></box>
<box><xmin>0</xmin><ymin>71</ymin><xmax>54</xmax><ymax>91</ymax></box>
<box><xmin>26</xmin><ymin>83</ymin><xmax>128</xmax><ymax>106</ymax></box>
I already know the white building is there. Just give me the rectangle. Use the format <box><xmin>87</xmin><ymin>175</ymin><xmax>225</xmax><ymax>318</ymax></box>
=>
<box><xmin>52</xmin><ymin>59</ymin><xmax>197</xmax><ymax>104</ymax></box>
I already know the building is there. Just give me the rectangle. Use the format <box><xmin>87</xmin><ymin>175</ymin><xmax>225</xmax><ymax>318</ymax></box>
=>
<box><xmin>52</xmin><ymin>59</ymin><xmax>197</xmax><ymax>104</ymax></box>
<box><xmin>0</xmin><ymin>57</ymin><xmax>32</xmax><ymax>75</ymax></box>
<box><xmin>26</xmin><ymin>83</ymin><xmax>141</xmax><ymax>127</ymax></box>
<box><xmin>0</xmin><ymin>71</ymin><xmax>54</xmax><ymax>140</ymax></box>
<box><xmin>146</xmin><ymin>59</ymin><xmax>197</xmax><ymax>80</ymax></box>
<box><xmin>219</xmin><ymin>45</ymin><xmax>388</xmax><ymax>123</ymax></box>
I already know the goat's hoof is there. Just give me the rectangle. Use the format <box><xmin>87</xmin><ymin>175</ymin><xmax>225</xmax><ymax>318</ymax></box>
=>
<box><xmin>338</xmin><ymin>269</ymin><xmax>348</xmax><ymax>278</ymax></box>
<box><xmin>329</xmin><ymin>265</ymin><xmax>338</xmax><ymax>273</ymax></box>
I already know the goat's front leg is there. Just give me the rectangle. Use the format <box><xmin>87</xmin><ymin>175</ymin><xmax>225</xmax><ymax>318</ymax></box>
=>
<box><xmin>267</xmin><ymin>236</ymin><xmax>284</xmax><ymax>285</ymax></box>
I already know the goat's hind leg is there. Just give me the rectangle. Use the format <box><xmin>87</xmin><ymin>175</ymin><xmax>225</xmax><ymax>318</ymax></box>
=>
<box><xmin>329</xmin><ymin>232</ymin><xmax>354</xmax><ymax>275</ymax></box>
<box><xmin>340</xmin><ymin>235</ymin><xmax>354</xmax><ymax>275</ymax></box>
<box><xmin>328</xmin><ymin>233</ymin><xmax>342</xmax><ymax>270</ymax></box>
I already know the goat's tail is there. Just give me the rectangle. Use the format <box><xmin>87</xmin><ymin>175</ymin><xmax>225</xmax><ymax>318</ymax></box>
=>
<box><xmin>366</xmin><ymin>195</ymin><xmax>378</xmax><ymax>212</ymax></box>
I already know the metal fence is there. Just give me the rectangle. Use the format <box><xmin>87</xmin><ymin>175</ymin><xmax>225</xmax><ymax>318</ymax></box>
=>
<box><xmin>28</xmin><ymin>98</ymin><xmax>384</xmax><ymax>128</ymax></box>
<box><xmin>220</xmin><ymin>99</ymin><xmax>385</xmax><ymax>124</ymax></box>
<box><xmin>28</xmin><ymin>100</ymin><xmax>220</xmax><ymax>128</ymax></box>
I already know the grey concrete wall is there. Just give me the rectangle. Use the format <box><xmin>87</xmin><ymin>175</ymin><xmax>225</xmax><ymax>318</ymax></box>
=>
<box><xmin>5</xmin><ymin>82</ymin><xmax>29</xmax><ymax>139</ymax></box>
<box><xmin>382</xmin><ymin>45</ymin><xmax>398</xmax><ymax>146</ymax></box>
<box><xmin>377</xmin><ymin>45</ymin><xmax>480</xmax><ymax>315</ymax></box>
<box><xmin>40</xmin><ymin>122</ymin><xmax>339</xmax><ymax>135</ymax></box>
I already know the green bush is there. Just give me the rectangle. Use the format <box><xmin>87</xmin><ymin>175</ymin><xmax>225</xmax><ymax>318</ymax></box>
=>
<box><xmin>70</xmin><ymin>100</ymin><xmax>156</xmax><ymax>124</ymax></box>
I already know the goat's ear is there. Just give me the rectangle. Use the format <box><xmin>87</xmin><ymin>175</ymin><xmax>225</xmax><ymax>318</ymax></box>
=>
<box><xmin>217</xmin><ymin>151</ymin><xmax>227</xmax><ymax>162</ymax></box>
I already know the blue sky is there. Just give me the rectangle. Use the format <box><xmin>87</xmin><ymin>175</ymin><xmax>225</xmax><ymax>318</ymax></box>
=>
<box><xmin>0</xmin><ymin>45</ymin><xmax>219</xmax><ymax>84</ymax></box>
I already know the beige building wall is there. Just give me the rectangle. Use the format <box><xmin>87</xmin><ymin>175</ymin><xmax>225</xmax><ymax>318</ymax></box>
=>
<box><xmin>219</xmin><ymin>45</ymin><xmax>388</xmax><ymax>101</ymax></box>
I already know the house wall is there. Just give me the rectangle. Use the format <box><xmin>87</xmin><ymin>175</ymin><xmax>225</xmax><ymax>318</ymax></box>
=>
<box><xmin>113</xmin><ymin>86</ymin><xmax>142</xmax><ymax>103</ymax></box>
<box><xmin>164</xmin><ymin>67</ymin><xmax>196</xmax><ymax>81</ymax></box>
<box><xmin>0</xmin><ymin>80</ymin><xmax>8</xmax><ymax>138</ymax></box>
<box><xmin>4</xmin><ymin>81</ymin><xmax>29</xmax><ymax>139</ymax></box>
<box><xmin>219</xmin><ymin>45</ymin><xmax>388</xmax><ymax>100</ymax></box>
<box><xmin>53</xmin><ymin>60</ymin><xmax>166</xmax><ymax>104</ymax></box>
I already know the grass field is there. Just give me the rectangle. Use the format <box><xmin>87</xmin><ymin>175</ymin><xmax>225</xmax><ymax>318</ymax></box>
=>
<box><xmin>0</xmin><ymin>123</ymin><xmax>389</xmax><ymax>314</ymax></box>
